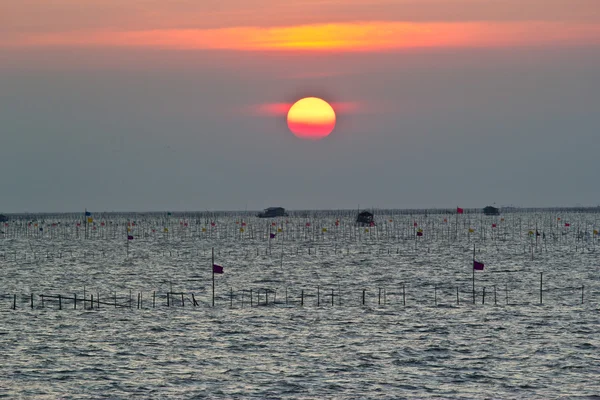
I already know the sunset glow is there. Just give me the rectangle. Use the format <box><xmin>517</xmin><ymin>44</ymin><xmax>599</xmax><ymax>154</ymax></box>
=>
<box><xmin>4</xmin><ymin>21</ymin><xmax>600</xmax><ymax>52</ymax></box>
<box><xmin>287</xmin><ymin>98</ymin><xmax>336</xmax><ymax>140</ymax></box>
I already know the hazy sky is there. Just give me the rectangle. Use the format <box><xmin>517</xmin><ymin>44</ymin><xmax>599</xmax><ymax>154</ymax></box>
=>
<box><xmin>1</xmin><ymin>0</ymin><xmax>599</xmax><ymax>212</ymax></box>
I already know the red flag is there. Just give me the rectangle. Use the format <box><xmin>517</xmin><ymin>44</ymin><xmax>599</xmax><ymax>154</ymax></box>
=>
<box><xmin>416</xmin><ymin>231</ymin><xmax>423</xmax><ymax>237</ymax></box>
<box><xmin>492</xmin><ymin>224</ymin><xmax>497</xmax><ymax>228</ymax></box>
<box><xmin>565</xmin><ymin>223</ymin><xmax>570</xmax><ymax>227</ymax></box>
<box><xmin>213</xmin><ymin>264</ymin><xmax>224</xmax><ymax>274</ymax></box>
<box><xmin>457</xmin><ymin>207</ymin><xmax>464</xmax><ymax>214</ymax></box>
<box><xmin>473</xmin><ymin>260</ymin><xmax>484</xmax><ymax>270</ymax></box>
<box><xmin>413</xmin><ymin>222</ymin><xmax>418</xmax><ymax>227</ymax></box>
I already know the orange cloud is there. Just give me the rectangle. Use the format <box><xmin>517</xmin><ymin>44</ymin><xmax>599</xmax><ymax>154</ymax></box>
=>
<box><xmin>3</xmin><ymin>21</ymin><xmax>600</xmax><ymax>51</ymax></box>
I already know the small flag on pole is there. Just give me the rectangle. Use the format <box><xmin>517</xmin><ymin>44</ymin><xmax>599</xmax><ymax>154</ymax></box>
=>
<box><xmin>127</xmin><ymin>235</ymin><xmax>134</xmax><ymax>240</ymax></box>
<box><xmin>457</xmin><ymin>207</ymin><xmax>464</xmax><ymax>214</ymax></box>
<box><xmin>213</xmin><ymin>264</ymin><xmax>224</xmax><ymax>274</ymax></box>
<box><xmin>473</xmin><ymin>260</ymin><xmax>485</xmax><ymax>270</ymax></box>
<box><xmin>565</xmin><ymin>223</ymin><xmax>570</xmax><ymax>227</ymax></box>
<box><xmin>416</xmin><ymin>231</ymin><xmax>423</xmax><ymax>237</ymax></box>
<box><xmin>87</xmin><ymin>217</ymin><xmax>93</xmax><ymax>223</ymax></box>
<box><xmin>270</xmin><ymin>233</ymin><xmax>276</xmax><ymax>238</ymax></box>
<box><xmin>85</xmin><ymin>211</ymin><xmax>91</xmax><ymax>216</ymax></box>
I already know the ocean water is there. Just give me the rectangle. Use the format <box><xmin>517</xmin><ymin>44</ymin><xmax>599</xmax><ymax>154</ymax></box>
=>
<box><xmin>1</xmin><ymin>211</ymin><xmax>599</xmax><ymax>399</ymax></box>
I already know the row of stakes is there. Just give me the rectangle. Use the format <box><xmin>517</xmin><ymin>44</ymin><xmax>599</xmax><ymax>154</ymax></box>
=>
<box><xmin>6</xmin><ymin>283</ymin><xmax>587</xmax><ymax>311</ymax></box>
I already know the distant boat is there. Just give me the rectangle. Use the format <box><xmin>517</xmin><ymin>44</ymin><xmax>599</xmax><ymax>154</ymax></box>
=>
<box><xmin>257</xmin><ymin>207</ymin><xmax>288</xmax><ymax>218</ymax></box>
<box><xmin>483</xmin><ymin>206</ymin><xmax>500</xmax><ymax>216</ymax></box>
<box><xmin>356</xmin><ymin>211</ymin><xmax>374</xmax><ymax>225</ymax></box>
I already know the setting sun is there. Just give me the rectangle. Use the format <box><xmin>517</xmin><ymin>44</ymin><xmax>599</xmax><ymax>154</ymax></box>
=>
<box><xmin>287</xmin><ymin>97</ymin><xmax>336</xmax><ymax>140</ymax></box>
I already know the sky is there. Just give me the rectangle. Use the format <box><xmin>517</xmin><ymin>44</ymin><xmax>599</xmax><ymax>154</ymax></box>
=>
<box><xmin>1</xmin><ymin>0</ymin><xmax>599</xmax><ymax>212</ymax></box>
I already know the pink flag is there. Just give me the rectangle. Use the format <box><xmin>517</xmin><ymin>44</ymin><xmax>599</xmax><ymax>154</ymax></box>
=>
<box><xmin>457</xmin><ymin>207</ymin><xmax>464</xmax><ymax>214</ymax></box>
<box><xmin>213</xmin><ymin>264</ymin><xmax>224</xmax><ymax>274</ymax></box>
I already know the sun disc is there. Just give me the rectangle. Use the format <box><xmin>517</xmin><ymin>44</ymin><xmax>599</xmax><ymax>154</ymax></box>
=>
<box><xmin>287</xmin><ymin>97</ymin><xmax>336</xmax><ymax>140</ymax></box>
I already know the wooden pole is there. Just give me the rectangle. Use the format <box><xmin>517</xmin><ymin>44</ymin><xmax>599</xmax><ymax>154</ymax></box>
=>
<box><xmin>494</xmin><ymin>285</ymin><xmax>497</xmax><ymax>306</ymax></box>
<box><xmin>472</xmin><ymin>245</ymin><xmax>476</xmax><ymax>304</ymax></box>
<box><xmin>540</xmin><ymin>272</ymin><xmax>543</xmax><ymax>304</ymax></box>
<box><xmin>317</xmin><ymin>286</ymin><xmax>320</xmax><ymax>307</ymax></box>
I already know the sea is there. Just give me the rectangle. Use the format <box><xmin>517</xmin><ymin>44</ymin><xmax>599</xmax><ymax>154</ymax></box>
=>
<box><xmin>1</xmin><ymin>210</ymin><xmax>599</xmax><ymax>399</ymax></box>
